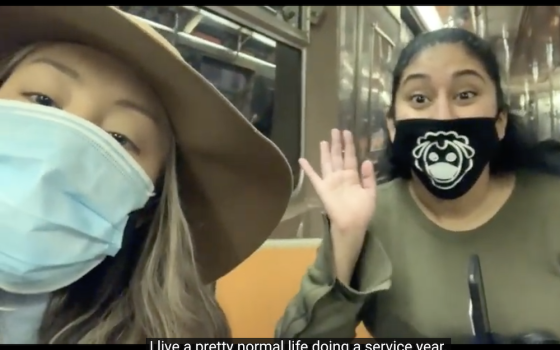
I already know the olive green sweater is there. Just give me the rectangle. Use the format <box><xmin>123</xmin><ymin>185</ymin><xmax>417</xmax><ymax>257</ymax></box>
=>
<box><xmin>276</xmin><ymin>171</ymin><xmax>560</xmax><ymax>343</ymax></box>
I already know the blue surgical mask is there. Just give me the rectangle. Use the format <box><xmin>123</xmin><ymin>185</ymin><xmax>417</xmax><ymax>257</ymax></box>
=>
<box><xmin>0</xmin><ymin>100</ymin><xmax>154</xmax><ymax>294</ymax></box>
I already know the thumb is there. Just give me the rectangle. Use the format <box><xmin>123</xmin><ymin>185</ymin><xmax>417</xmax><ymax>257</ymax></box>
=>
<box><xmin>360</xmin><ymin>160</ymin><xmax>377</xmax><ymax>191</ymax></box>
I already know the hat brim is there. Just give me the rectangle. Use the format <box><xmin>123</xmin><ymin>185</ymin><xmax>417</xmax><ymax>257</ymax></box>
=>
<box><xmin>0</xmin><ymin>6</ymin><xmax>293</xmax><ymax>282</ymax></box>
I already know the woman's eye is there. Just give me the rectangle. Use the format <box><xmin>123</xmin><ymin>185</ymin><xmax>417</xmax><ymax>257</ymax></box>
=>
<box><xmin>411</xmin><ymin>94</ymin><xmax>428</xmax><ymax>104</ymax></box>
<box><xmin>109</xmin><ymin>132</ymin><xmax>139</xmax><ymax>153</ymax></box>
<box><xmin>27</xmin><ymin>94</ymin><xmax>59</xmax><ymax>108</ymax></box>
<box><xmin>456</xmin><ymin>91</ymin><xmax>476</xmax><ymax>100</ymax></box>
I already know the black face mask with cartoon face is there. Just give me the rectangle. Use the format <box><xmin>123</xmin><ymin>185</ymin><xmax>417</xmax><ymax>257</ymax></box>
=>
<box><xmin>391</xmin><ymin>117</ymin><xmax>500</xmax><ymax>200</ymax></box>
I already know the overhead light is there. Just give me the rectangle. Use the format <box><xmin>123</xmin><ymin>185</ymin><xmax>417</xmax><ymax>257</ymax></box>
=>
<box><xmin>414</xmin><ymin>6</ymin><xmax>443</xmax><ymax>32</ymax></box>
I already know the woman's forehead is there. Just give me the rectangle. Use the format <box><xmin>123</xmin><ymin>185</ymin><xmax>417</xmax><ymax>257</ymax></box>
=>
<box><xmin>19</xmin><ymin>42</ymin><xmax>141</xmax><ymax>82</ymax></box>
<box><xmin>401</xmin><ymin>43</ymin><xmax>488</xmax><ymax>82</ymax></box>
<box><xmin>14</xmin><ymin>42</ymin><xmax>167</xmax><ymax>122</ymax></box>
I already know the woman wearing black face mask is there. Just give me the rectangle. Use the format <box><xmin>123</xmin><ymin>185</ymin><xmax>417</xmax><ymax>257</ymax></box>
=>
<box><xmin>276</xmin><ymin>27</ymin><xmax>560</xmax><ymax>343</ymax></box>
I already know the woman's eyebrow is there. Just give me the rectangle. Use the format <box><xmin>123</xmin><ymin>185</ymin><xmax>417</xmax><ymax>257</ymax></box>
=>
<box><xmin>28</xmin><ymin>57</ymin><xmax>160</xmax><ymax>125</ymax></box>
<box><xmin>28</xmin><ymin>57</ymin><xmax>80</xmax><ymax>81</ymax></box>
<box><xmin>115</xmin><ymin>99</ymin><xmax>160</xmax><ymax>126</ymax></box>
<box><xmin>452</xmin><ymin>69</ymin><xmax>486</xmax><ymax>82</ymax></box>
<box><xmin>401</xmin><ymin>69</ymin><xmax>487</xmax><ymax>86</ymax></box>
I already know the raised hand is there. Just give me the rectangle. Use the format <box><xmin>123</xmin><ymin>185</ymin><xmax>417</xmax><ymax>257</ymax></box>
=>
<box><xmin>299</xmin><ymin>129</ymin><xmax>377</xmax><ymax>236</ymax></box>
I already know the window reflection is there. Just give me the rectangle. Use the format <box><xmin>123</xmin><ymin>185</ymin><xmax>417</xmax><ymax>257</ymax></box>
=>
<box><xmin>119</xmin><ymin>6</ymin><xmax>302</xmax><ymax>188</ymax></box>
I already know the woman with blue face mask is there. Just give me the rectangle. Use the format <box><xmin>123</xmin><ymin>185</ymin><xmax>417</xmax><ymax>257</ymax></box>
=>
<box><xmin>277</xmin><ymin>28</ymin><xmax>560</xmax><ymax>343</ymax></box>
<box><xmin>0</xmin><ymin>6</ymin><xmax>292</xmax><ymax>343</ymax></box>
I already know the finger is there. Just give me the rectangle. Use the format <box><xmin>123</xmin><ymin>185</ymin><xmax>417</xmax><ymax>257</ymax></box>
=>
<box><xmin>299</xmin><ymin>158</ymin><xmax>323</xmax><ymax>189</ymax></box>
<box><xmin>330</xmin><ymin>129</ymin><xmax>343</xmax><ymax>171</ymax></box>
<box><xmin>342</xmin><ymin>130</ymin><xmax>358</xmax><ymax>171</ymax></box>
<box><xmin>320</xmin><ymin>141</ymin><xmax>332</xmax><ymax>177</ymax></box>
<box><xmin>360</xmin><ymin>160</ymin><xmax>377</xmax><ymax>191</ymax></box>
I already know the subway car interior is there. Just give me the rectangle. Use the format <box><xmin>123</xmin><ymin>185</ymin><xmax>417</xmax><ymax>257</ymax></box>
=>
<box><xmin>118</xmin><ymin>6</ymin><xmax>560</xmax><ymax>337</ymax></box>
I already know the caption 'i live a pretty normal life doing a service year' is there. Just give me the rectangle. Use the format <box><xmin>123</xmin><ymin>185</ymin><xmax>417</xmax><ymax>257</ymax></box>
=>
<box><xmin>148</xmin><ymin>339</ymin><xmax>448</xmax><ymax>350</ymax></box>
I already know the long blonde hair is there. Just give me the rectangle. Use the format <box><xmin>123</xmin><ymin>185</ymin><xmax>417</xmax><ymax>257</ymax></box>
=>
<box><xmin>0</xmin><ymin>44</ymin><xmax>230</xmax><ymax>343</ymax></box>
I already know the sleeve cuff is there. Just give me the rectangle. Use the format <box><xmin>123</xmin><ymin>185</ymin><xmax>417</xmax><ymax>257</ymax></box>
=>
<box><xmin>321</xmin><ymin>212</ymin><xmax>393</xmax><ymax>301</ymax></box>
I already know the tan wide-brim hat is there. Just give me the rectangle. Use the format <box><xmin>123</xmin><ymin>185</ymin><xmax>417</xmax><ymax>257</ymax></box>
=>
<box><xmin>0</xmin><ymin>6</ymin><xmax>293</xmax><ymax>283</ymax></box>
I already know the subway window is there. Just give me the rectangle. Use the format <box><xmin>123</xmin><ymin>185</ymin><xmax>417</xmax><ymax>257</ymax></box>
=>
<box><xmin>119</xmin><ymin>6</ymin><xmax>303</xmax><ymax>188</ymax></box>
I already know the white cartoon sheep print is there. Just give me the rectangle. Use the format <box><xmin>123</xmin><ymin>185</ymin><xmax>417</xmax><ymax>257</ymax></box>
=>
<box><xmin>412</xmin><ymin>131</ymin><xmax>476</xmax><ymax>190</ymax></box>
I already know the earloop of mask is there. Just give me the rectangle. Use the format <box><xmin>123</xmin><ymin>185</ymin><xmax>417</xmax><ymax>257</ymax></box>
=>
<box><xmin>120</xmin><ymin>177</ymin><xmax>164</xmax><ymax>251</ymax></box>
<box><xmin>494</xmin><ymin>100</ymin><xmax>510</xmax><ymax>121</ymax></box>
<box><xmin>494</xmin><ymin>114</ymin><xmax>501</xmax><ymax>122</ymax></box>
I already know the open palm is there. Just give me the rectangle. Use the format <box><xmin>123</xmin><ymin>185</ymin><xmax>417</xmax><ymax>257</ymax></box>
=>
<box><xmin>300</xmin><ymin>129</ymin><xmax>377</xmax><ymax>234</ymax></box>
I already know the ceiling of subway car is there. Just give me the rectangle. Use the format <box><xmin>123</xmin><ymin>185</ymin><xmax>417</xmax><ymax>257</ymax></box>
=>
<box><xmin>426</xmin><ymin>6</ymin><xmax>560</xmax><ymax>93</ymax></box>
<box><xmin>509</xmin><ymin>6</ymin><xmax>560</xmax><ymax>91</ymax></box>
<box><xmin>480</xmin><ymin>6</ymin><xmax>524</xmax><ymax>77</ymax></box>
